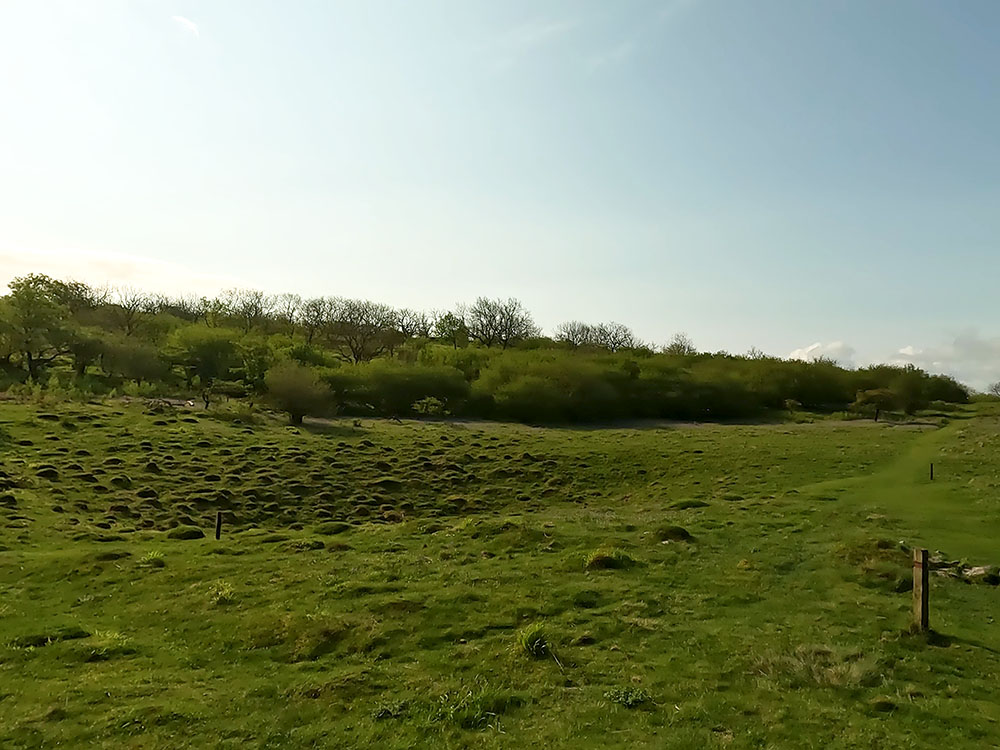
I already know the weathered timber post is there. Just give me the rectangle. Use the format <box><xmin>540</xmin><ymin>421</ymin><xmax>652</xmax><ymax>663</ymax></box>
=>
<box><xmin>930</xmin><ymin>463</ymin><xmax>934</xmax><ymax>481</ymax></box>
<box><xmin>215</xmin><ymin>511</ymin><xmax>223</xmax><ymax>540</ymax></box>
<box><xmin>913</xmin><ymin>548</ymin><xmax>929</xmax><ymax>631</ymax></box>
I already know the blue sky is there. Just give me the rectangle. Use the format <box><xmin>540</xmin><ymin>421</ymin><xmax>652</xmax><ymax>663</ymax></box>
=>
<box><xmin>2</xmin><ymin>1</ymin><xmax>999</xmax><ymax>386</ymax></box>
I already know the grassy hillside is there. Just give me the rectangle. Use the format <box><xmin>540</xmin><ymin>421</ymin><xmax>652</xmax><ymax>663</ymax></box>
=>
<box><xmin>1</xmin><ymin>401</ymin><xmax>999</xmax><ymax>748</ymax></box>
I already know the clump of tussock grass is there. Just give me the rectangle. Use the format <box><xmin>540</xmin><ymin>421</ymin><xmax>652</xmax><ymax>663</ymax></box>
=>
<box><xmin>139</xmin><ymin>549</ymin><xmax>167</xmax><ymax>569</ymax></box>
<box><xmin>82</xmin><ymin>630</ymin><xmax>136</xmax><ymax>662</ymax></box>
<box><xmin>753</xmin><ymin>645</ymin><xmax>884</xmax><ymax>689</ymax></box>
<box><xmin>371</xmin><ymin>700</ymin><xmax>409</xmax><ymax>720</ymax></box>
<box><xmin>429</xmin><ymin>681</ymin><xmax>525</xmax><ymax>730</ymax></box>
<box><xmin>604</xmin><ymin>686</ymin><xmax>652</xmax><ymax>708</ymax></box>
<box><xmin>516</xmin><ymin>623</ymin><xmax>550</xmax><ymax>659</ymax></box>
<box><xmin>208</xmin><ymin>581</ymin><xmax>236</xmax><ymax>606</ymax></box>
<box><xmin>514</xmin><ymin>623</ymin><xmax>564</xmax><ymax>672</ymax></box>
<box><xmin>656</xmin><ymin>525</ymin><xmax>694</xmax><ymax>543</ymax></box>
<box><xmin>585</xmin><ymin>547</ymin><xmax>635</xmax><ymax>570</ymax></box>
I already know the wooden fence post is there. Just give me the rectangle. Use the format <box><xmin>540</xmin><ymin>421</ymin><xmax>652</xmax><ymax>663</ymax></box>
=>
<box><xmin>930</xmin><ymin>463</ymin><xmax>934</xmax><ymax>481</ymax></box>
<box><xmin>913</xmin><ymin>548</ymin><xmax>929</xmax><ymax>631</ymax></box>
<box><xmin>215</xmin><ymin>511</ymin><xmax>223</xmax><ymax>540</ymax></box>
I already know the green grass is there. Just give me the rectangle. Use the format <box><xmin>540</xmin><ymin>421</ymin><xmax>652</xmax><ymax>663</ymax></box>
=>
<box><xmin>1</xmin><ymin>400</ymin><xmax>1000</xmax><ymax>748</ymax></box>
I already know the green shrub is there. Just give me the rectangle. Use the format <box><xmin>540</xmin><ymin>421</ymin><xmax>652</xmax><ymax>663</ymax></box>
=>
<box><xmin>265</xmin><ymin>362</ymin><xmax>331</xmax><ymax>425</ymax></box>
<box><xmin>604</xmin><ymin>686</ymin><xmax>651</xmax><ymax>708</ymax></box>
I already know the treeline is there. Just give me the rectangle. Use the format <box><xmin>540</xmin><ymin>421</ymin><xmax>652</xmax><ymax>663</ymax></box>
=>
<box><xmin>0</xmin><ymin>273</ymin><xmax>969</xmax><ymax>423</ymax></box>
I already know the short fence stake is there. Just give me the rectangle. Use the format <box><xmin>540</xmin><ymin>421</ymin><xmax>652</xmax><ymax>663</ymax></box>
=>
<box><xmin>215</xmin><ymin>511</ymin><xmax>223</xmax><ymax>540</ymax></box>
<box><xmin>930</xmin><ymin>463</ymin><xmax>934</xmax><ymax>481</ymax></box>
<box><xmin>913</xmin><ymin>548</ymin><xmax>929</xmax><ymax>631</ymax></box>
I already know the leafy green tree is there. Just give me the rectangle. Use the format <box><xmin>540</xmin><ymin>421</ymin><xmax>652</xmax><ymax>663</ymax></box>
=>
<box><xmin>102</xmin><ymin>337</ymin><xmax>168</xmax><ymax>384</ymax></box>
<box><xmin>433</xmin><ymin>310</ymin><xmax>469</xmax><ymax>350</ymax></box>
<box><xmin>891</xmin><ymin>366</ymin><xmax>927</xmax><ymax>415</ymax></box>
<box><xmin>0</xmin><ymin>274</ymin><xmax>72</xmax><ymax>380</ymax></box>
<box><xmin>166</xmin><ymin>325</ymin><xmax>238</xmax><ymax>386</ymax></box>
<box><xmin>853</xmin><ymin>388</ymin><xmax>899</xmax><ymax>421</ymax></box>
<box><xmin>265</xmin><ymin>362</ymin><xmax>330</xmax><ymax>424</ymax></box>
<box><xmin>923</xmin><ymin>374</ymin><xmax>968</xmax><ymax>404</ymax></box>
<box><xmin>237</xmin><ymin>337</ymin><xmax>275</xmax><ymax>393</ymax></box>
<box><xmin>0</xmin><ymin>322</ymin><xmax>15</xmax><ymax>372</ymax></box>
<box><xmin>66</xmin><ymin>328</ymin><xmax>105</xmax><ymax>376</ymax></box>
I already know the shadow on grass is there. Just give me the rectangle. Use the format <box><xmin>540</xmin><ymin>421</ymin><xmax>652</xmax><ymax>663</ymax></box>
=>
<box><xmin>299</xmin><ymin>418</ymin><xmax>362</xmax><ymax>438</ymax></box>
<box><xmin>903</xmin><ymin>627</ymin><xmax>999</xmax><ymax>654</ymax></box>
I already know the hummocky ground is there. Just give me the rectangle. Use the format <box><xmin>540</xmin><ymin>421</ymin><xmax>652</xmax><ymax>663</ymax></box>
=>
<box><xmin>1</xmin><ymin>400</ymin><xmax>999</xmax><ymax>749</ymax></box>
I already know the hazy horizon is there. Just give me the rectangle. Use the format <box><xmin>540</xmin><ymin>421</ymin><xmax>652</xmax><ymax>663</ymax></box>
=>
<box><xmin>2</xmin><ymin>1</ymin><xmax>999</xmax><ymax>387</ymax></box>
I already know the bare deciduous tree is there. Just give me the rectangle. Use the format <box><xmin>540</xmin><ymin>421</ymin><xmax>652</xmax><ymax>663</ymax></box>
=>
<box><xmin>223</xmin><ymin>288</ymin><xmax>275</xmax><ymax>333</ymax></box>
<box><xmin>274</xmin><ymin>293</ymin><xmax>302</xmax><ymax>331</ymax></box>
<box><xmin>196</xmin><ymin>296</ymin><xmax>229</xmax><ymax>328</ymax></box>
<box><xmin>112</xmin><ymin>286</ymin><xmax>152</xmax><ymax>337</ymax></box>
<box><xmin>467</xmin><ymin>297</ymin><xmax>539</xmax><ymax>349</ymax></box>
<box><xmin>149</xmin><ymin>294</ymin><xmax>201</xmax><ymax>321</ymax></box>
<box><xmin>663</xmin><ymin>332</ymin><xmax>697</xmax><ymax>356</ymax></box>
<box><xmin>595</xmin><ymin>322</ymin><xmax>638</xmax><ymax>352</ymax></box>
<box><xmin>555</xmin><ymin>320</ymin><xmax>639</xmax><ymax>351</ymax></box>
<box><xmin>555</xmin><ymin>321</ymin><xmax>592</xmax><ymax>348</ymax></box>
<box><xmin>325</xmin><ymin>298</ymin><xmax>399</xmax><ymax>363</ymax></box>
<box><xmin>396</xmin><ymin>308</ymin><xmax>433</xmax><ymax>339</ymax></box>
<box><xmin>300</xmin><ymin>297</ymin><xmax>331</xmax><ymax>345</ymax></box>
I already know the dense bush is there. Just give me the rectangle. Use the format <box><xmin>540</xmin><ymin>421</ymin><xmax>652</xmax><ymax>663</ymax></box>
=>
<box><xmin>265</xmin><ymin>362</ymin><xmax>331</xmax><ymax>424</ymax></box>
<box><xmin>0</xmin><ymin>273</ymin><xmax>975</xmax><ymax>425</ymax></box>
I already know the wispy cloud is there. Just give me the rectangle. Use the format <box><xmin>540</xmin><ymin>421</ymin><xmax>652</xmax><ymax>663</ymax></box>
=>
<box><xmin>785</xmin><ymin>334</ymin><xmax>1000</xmax><ymax>389</ymax></box>
<box><xmin>788</xmin><ymin>341</ymin><xmax>857</xmax><ymax>368</ymax></box>
<box><xmin>588</xmin><ymin>40</ymin><xmax>636</xmax><ymax>71</ymax></box>
<box><xmin>0</xmin><ymin>246</ymin><xmax>244</xmax><ymax>298</ymax></box>
<box><xmin>171</xmin><ymin>15</ymin><xmax>199</xmax><ymax>38</ymax></box>
<box><xmin>504</xmin><ymin>18</ymin><xmax>578</xmax><ymax>49</ymax></box>
<box><xmin>889</xmin><ymin>332</ymin><xmax>1000</xmax><ymax>390</ymax></box>
<box><xmin>587</xmin><ymin>1</ymin><xmax>700</xmax><ymax>72</ymax></box>
<box><xmin>490</xmin><ymin>17</ymin><xmax>578</xmax><ymax>71</ymax></box>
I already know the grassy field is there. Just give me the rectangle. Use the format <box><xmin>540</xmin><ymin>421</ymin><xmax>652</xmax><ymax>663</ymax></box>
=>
<box><xmin>1</xmin><ymin>400</ymin><xmax>999</xmax><ymax>748</ymax></box>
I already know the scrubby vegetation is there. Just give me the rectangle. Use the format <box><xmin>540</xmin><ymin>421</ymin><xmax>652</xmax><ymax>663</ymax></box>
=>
<box><xmin>0</xmin><ymin>274</ymin><xmax>972</xmax><ymax>423</ymax></box>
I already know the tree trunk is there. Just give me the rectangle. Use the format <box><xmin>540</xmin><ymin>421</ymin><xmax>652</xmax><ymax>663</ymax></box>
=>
<box><xmin>290</xmin><ymin>413</ymin><xmax>303</xmax><ymax>425</ymax></box>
